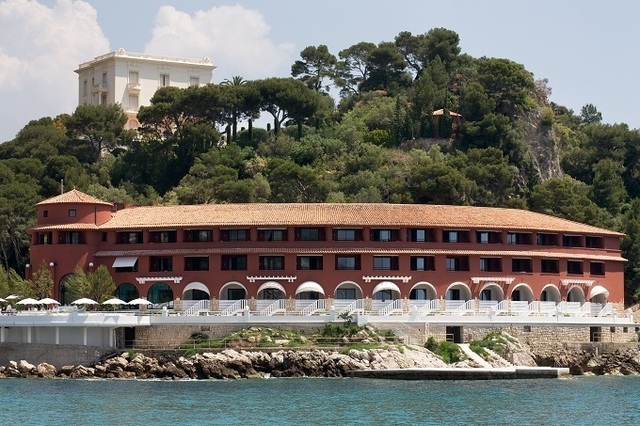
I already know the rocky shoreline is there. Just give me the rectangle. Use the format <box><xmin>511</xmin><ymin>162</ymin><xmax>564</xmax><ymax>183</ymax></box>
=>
<box><xmin>1</xmin><ymin>344</ymin><xmax>640</xmax><ymax>380</ymax></box>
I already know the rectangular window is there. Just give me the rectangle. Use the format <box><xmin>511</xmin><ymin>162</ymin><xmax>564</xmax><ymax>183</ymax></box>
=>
<box><xmin>102</xmin><ymin>72</ymin><xmax>107</xmax><ymax>85</ymax></box>
<box><xmin>43</xmin><ymin>210</ymin><xmax>48</xmax><ymax>218</ymax></box>
<box><xmin>101</xmin><ymin>232</ymin><xmax>107</xmax><ymax>242</ymax></box>
<box><xmin>410</xmin><ymin>256</ymin><xmax>435</xmax><ymax>271</ymax></box>
<box><xmin>590</xmin><ymin>261</ymin><xmax>605</xmax><ymax>276</ymax></box>
<box><xmin>128</xmin><ymin>94</ymin><xmax>139</xmax><ymax>111</ymax></box>
<box><xmin>68</xmin><ymin>209</ymin><xmax>76</xmax><ymax>217</ymax></box>
<box><xmin>446</xmin><ymin>256</ymin><xmax>469</xmax><ymax>271</ymax></box>
<box><xmin>184</xmin><ymin>230</ymin><xmax>212</xmax><ymax>242</ymax></box>
<box><xmin>408</xmin><ymin>228</ymin><xmax>436</xmax><ymax>242</ymax></box>
<box><xmin>258</xmin><ymin>229</ymin><xmax>287</xmax><ymax>241</ymax></box>
<box><xmin>150</xmin><ymin>256</ymin><xmax>172</xmax><ymax>272</ymax></box>
<box><xmin>129</xmin><ymin>71</ymin><xmax>139</xmax><ymax>84</ymax></box>
<box><xmin>259</xmin><ymin>256</ymin><xmax>284</xmax><ymax>270</ymax></box>
<box><xmin>336</xmin><ymin>288</ymin><xmax>356</xmax><ymax>299</ymax></box>
<box><xmin>480</xmin><ymin>258</ymin><xmax>502</xmax><ymax>272</ymax></box>
<box><xmin>563</xmin><ymin>234</ymin><xmax>583</xmax><ymax>247</ymax></box>
<box><xmin>295</xmin><ymin>227</ymin><xmax>325</xmax><ymax>241</ymax></box>
<box><xmin>443</xmin><ymin>230</ymin><xmax>469</xmax><ymax>243</ymax></box>
<box><xmin>373</xmin><ymin>256</ymin><xmax>399</xmax><ymax>271</ymax></box>
<box><xmin>83</xmin><ymin>80</ymin><xmax>87</xmax><ymax>96</ymax></box>
<box><xmin>61</xmin><ymin>232</ymin><xmax>82</xmax><ymax>244</ymax></box>
<box><xmin>189</xmin><ymin>76</ymin><xmax>200</xmax><ymax>86</ymax></box>
<box><xmin>567</xmin><ymin>260</ymin><xmax>584</xmax><ymax>275</ymax></box>
<box><xmin>221</xmin><ymin>255</ymin><xmax>247</xmax><ymax>271</ymax></box>
<box><xmin>371</xmin><ymin>229</ymin><xmax>399</xmax><ymax>242</ymax></box>
<box><xmin>336</xmin><ymin>255</ymin><xmax>361</xmax><ymax>270</ymax></box>
<box><xmin>37</xmin><ymin>232</ymin><xmax>52</xmax><ymax>245</ymax></box>
<box><xmin>220</xmin><ymin>229</ymin><xmax>249</xmax><ymax>242</ymax></box>
<box><xmin>333</xmin><ymin>229</ymin><xmax>362</xmax><ymax>241</ymax></box>
<box><xmin>160</xmin><ymin>73</ymin><xmax>170</xmax><ymax>87</ymax></box>
<box><xmin>149</xmin><ymin>230</ymin><xmax>177</xmax><ymax>243</ymax></box>
<box><xmin>537</xmin><ymin>233</ymin><xmax>559</xmax><ymax>246</ymax></box>
<box><xmin>586</xmin><ymin>236</ymin><xmax>604</xmax><ymax>248</ymax></box>
<box><xmin>541</xmin><ymin>259</ymin><xmax>559</xmax><ymax>274</ymax></box>
<box><xmin>297</xmin><ymin>256</ymin><xmax>323</xmax><ymax>270</ymax></box>
<box><xmin>507</xmin><ymin>232</ymin><xmax>532</xmax><ymax>245</ymax></box>
<box><xmin>184</xmin><ymin>256</ymin><xmax>209</xmax><ymax>271</ymax></box>
<box><xmin>512</xmin><ymin>258</ymin><xmax>533</xmax><ymax>273</ymax></box>
<box><xmin>116</xmin><ymin>231</ymin><xmax>143</xmax><ymax>244</ymax></box>
<box><xmin>477</xmin><ymin>231</ymin><xmax>501</xmax><ymax>244</ymax></box>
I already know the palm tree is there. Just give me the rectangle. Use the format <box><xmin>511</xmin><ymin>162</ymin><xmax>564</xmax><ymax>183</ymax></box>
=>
<box><xmin>220</xmin><ymin>76</ymin><xmax>253</xmax><ymax>141</ymax></box>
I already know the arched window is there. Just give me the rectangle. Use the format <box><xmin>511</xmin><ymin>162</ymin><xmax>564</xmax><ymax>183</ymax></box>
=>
<box><xmin>115</xmin><ymin>282</ymin><xmax>139</xmax><ymax>303</ymax></box>
<box><xmin>148</xmin><ymin>282</ymin><xmax>173</xmax><ymax>304</ymax></box>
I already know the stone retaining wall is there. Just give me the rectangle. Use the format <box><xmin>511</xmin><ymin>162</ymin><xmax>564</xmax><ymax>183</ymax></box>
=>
<box><xmin>0</xmin><ymin>343</ymin><xmax>112</xmax><ymax>367</ymax></box>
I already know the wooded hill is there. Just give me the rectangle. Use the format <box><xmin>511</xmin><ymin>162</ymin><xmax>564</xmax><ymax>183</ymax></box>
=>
<box><xmin>2</xmin><ymin>28</ymin><xmax>640</xmax><ymax>304</ymax></box>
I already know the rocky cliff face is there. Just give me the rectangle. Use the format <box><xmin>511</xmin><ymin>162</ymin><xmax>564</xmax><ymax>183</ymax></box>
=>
<box><xmin>522</xmin><ymin>109</ymin><xmax>563</xmax><ymax>182</ymax></box>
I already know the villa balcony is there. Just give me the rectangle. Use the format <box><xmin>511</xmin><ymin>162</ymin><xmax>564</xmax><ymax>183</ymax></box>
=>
<box><xmin>126</xmin><ymin>82</ymin><xmax>142</xmax><ymax>94</ymax></box>
<box><xmin>91</xmin><ymin>83</ymin><xmax>108</xmax><ymax>94</ymax></box>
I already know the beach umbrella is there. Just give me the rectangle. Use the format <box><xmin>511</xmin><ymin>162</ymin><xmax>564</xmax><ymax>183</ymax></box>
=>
<box><xmin>71</xmin><ymin>297</ymin><xmax>99</xmax><ymax>305</ymax></box>
<box><xmin>102</xmin><ymin>297</ymin><xmax>126</xmax><ymax>306</ymax></box>
<box><xmin>127</xmin><ymin>298</ymin><xmax>153</xmax><ymax>306</ymax></box>
<box><xmin>39</xmin><ymin>297</ymin><xmax>60</xmax><ymax>305</ymax></box>
<box><xmin>0</xmin><ymin>298</ymin><xmax>5</xmax><ymax>303</ymax></box>
<box><xmin>6</xmin><ymin>294</ymin><xmax>20</xmax><ymax>300</ymax></box>
<box><xmin>16</xmin><ymin>297</ymin><xmax>40</xmax><ymax>305</ymax></box>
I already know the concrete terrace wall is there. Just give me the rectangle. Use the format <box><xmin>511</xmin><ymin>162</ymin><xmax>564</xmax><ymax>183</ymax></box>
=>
<box><xmin>0</xmin><ymin>343</ymin><xmax>112</xmax><ymax>367</ymax></box>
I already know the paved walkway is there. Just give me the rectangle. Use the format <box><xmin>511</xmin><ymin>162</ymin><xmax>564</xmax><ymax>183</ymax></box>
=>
<box><xmin>458</xmin><ymin>343</ymin><xmax>493</xmax><ymax>368</ymax></box>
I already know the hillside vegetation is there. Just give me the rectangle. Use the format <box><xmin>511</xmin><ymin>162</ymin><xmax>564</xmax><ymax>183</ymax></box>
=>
<box><xmin>2</xmin><ymin>27</ymin><xmax>640</xmax><ymax>303</ymax></box>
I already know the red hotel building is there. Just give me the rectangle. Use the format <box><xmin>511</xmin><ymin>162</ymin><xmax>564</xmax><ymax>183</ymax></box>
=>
<box><xmin>28</xmin><ymin>190</ymin><xmax>625</xmax><ymax>308</ymax></box>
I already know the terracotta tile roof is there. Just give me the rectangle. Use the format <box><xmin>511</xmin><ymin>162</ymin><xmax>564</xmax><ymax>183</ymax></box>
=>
<box><xmin>93</xmin><ymin>248</ymin><xmax>625</xmax><ymax>262</ymax></box>
<box><xmin>30</xmin><ymin>223</ymin><xmax>100</xmax><ymax>231</ymax></box>
<box><xmin>99</xmin><ymin>203</ymin><xmax>623</xmax><ymax>236</ymax></box>
<box><xmin>36</xmin><ymin>189</ymin><xmax>113</xmax><ymax>206</ymax></box>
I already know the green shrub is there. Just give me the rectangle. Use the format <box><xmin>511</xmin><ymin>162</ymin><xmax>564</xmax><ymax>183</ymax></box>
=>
<box><xmin>190</xmin><ymin>331</ymin><xmax>209</xmax><ymax>342</ymax></box>
<box><xmin>424</xmin><ymin>338</ymin><xmax>464</xmax><ymax>364</ymax></box>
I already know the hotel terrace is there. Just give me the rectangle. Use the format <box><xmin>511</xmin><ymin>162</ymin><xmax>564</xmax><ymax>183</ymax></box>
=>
<box><xmin>27</xmin><ymin>189</ymin><xmax>625</xmax><ymax>311</ymax></box>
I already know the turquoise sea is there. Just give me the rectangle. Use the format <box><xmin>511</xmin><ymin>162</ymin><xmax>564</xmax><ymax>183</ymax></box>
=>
<box><xmin>0</xmin><ymin>376</ymin><xmax>638</xmax><ymax>425</ymax></box>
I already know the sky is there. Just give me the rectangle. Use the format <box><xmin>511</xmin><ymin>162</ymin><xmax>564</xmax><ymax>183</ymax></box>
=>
<box><xmin>0</xmin><ymin>0</ymin><xmax>638</xmax><ymax>143</ymax></box>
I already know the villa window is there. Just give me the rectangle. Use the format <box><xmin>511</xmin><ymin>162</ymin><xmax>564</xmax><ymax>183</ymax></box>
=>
<box><xmin>480</xmin><ymin>257</ymin><xmax>502</xmax><ymax>272</ymax></box>
<box><xmin>541</xmin><ymin>259</ymin><xmax>559</xmax><ymax>274</ymax></box>
<box><xmin>149</xmin><ymin>256</ymin><xmax>172</xmax><ymax>272</ymax></box>
<box><xmin>221</xmin><ymin>255</ymin><xmax>247</xmax><ymax>271</ymax></box>
<box><xmin>408</xmin><ymin>228</ymin><xmax>436</xmax><ymax>242</ymax></box>
<box><xmin>443</xmin><ymin>230</ymin><xmax>470</xmax><ymax>243</ymax></box>
<box><xmin>333</xmin><ymin>229</ymin><xmax>362</xmax><ymax>241</ymax></box>
<box><xmin>259</xmin><ymin>256</ymin><xmax>284</xmax><ymax>271</ymax></box>
<box><xmin>336</xmin><ymin>255</ymin><xmax>361</xmax><ymax>270</ymax></box>
<box><xmin>373</xmin><ymin>256</ymin><xmax>399</xmax><ymax>271</ymax></box>
<box><xmin>507</xmin><ymin>232</ymin><xmax>532</xmax><ymax>245</ymax></box>
<box><xmin>117</xmin><ymin>231</ymin><xmax>143</xmax><ymax>244</ymax></box>
<box><xmin>61</xmin><ymin>231</ymin><xmax>82</xmax><ymax>245</ymax></box>
<box><xmin>184</xmin><ymin>229</ymin><xmax>212</xmax><ymax>243</ymax></box>
<box><xmin>149</xmin><ymin>230</ymin><xmax>177</xmax><ymax>243</ymax></box>
<box><xmin>160</xmin><ymin>73</ymin><xmax>170</xmax><ymax>87</ymax></box>
<box><xmin>446</xmin><ymin>256</ymin><xmax>469</xmax><ymax>271</ymax></box>
<box><xmin>586</xmin><ymin>236</ymin><xmax>604</xmax><ymax>249</ymax></box>
<box><xmin>410</xmin><ymin>256</ymin><xmax>435</xmax><ymax>271</ymax></box>
<box><xmin>537</xmin><ymin>233</ymin><xmax>559</xmax><ymax>246</ymax></box>
<box><xmin>590</xmin><ymin>261</ymin><xmax>605</xmax><ymax>276</ymax></box>
<box><xmin>477</xmin><ymin>231</ymin><xmax>501</xmax><ymax>244</ymax></box>
<box><xmin>37</xmin><ymin>232</ymin><xmax>52</xmax><ymax>245</ymax></box>
<box><xmin>567</xmin><ymin>260</ymin><xmax>584</xmax><ymax>275</ymax></box>
<box><xmin>295</xmin><ymin>227</ymin><xmax>325</xmax><ymax>241</ymax></box>
<box><xmin>563</xmin><ymin>234</ymin><xmax>583</xmax><ymax>247</ymax></box>
<box><xmin>184</xmin><ymin>256</ymin><xmax>209</xmax><ymax>271</ymax></box>
<box><xmin>370</xmin><ymin>229</ymin><xmax>399</xmax><ymax>242</ymax></box>
<box><xmin>190</xmin><ymin>76</ymin><xmax>200</xmax><ymax>86</ymax></box>
<box><xmin>258</xmin><ymin>229</ymin><xmax>288</xmax><ymax>241</ymax></box>
<box><xmin>512</xmin><ymin>258</ymin><xmax>532</xmax><ymax>273</ymax></box>
<box><xmin>220</xmin><ymin>229</ymin><xmax>249</xmax><ymax>242</ymax></box>
<box><xmin>297</xmin><ymin>256</ymin><xmax>323</xmax><ymax>270</ymax></box>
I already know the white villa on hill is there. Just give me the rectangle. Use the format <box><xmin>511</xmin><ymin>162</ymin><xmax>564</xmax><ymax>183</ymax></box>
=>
<box><xmin>74</xmin><ymin>49</ymin><xmax>216</xmax><ymax>129</ymax></box>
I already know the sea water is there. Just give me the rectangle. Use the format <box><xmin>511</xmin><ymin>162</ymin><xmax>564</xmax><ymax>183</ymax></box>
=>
<box><xmin>0</xmin><ymin>376</ymin><xmax>638</xmax><ymax>425</ymax></box>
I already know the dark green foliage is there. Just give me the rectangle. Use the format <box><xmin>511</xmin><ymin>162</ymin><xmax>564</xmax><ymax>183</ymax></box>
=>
<box><xmin>424</xmin><ymin>338</ymin><xmax>464</xmax><ymax>364</ymax></box>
